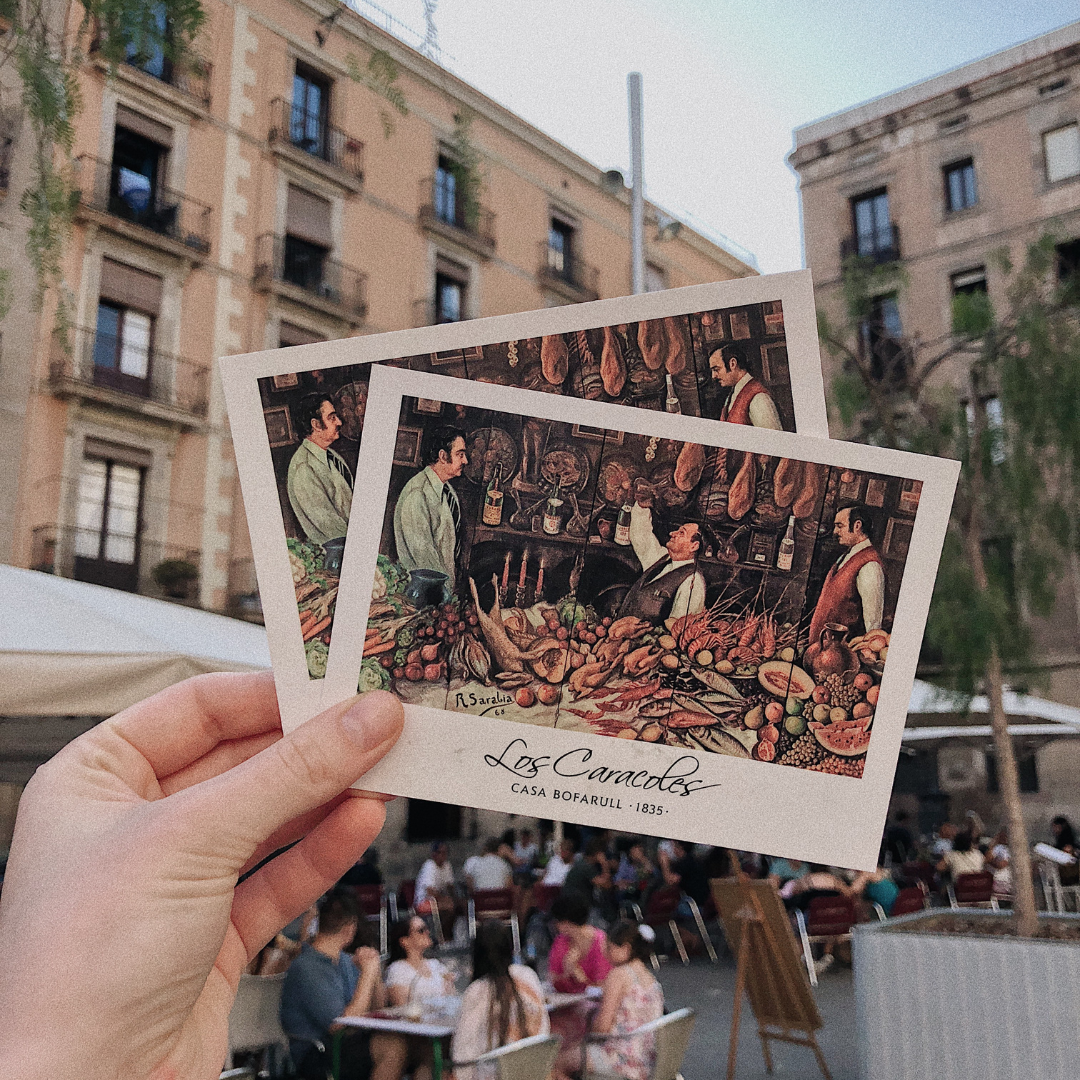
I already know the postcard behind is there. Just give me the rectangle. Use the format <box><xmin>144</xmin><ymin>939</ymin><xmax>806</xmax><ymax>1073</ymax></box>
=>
<box><xmin>327</xmin><ymin>367</ymin><xmax>959</xmax><ymax>869</ymax></box>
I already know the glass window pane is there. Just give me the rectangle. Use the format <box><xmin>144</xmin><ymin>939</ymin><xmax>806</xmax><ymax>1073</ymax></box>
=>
<box><xmin>119</xmin><ymin>312</ymin><xmax>151</xmax><ymax>378</ymax></box>
<box><xmin>1045</xmin><ymin>125</ymin><xmax>1080</xmax><ymax>183</ymax></box>
<box><xmin>435</xmin><ymin>166</ymin><xmax>456</xmax><ymax>223</ymax></box>
<box><xmin>118</xmin><ymin>166</ymin><xmax>153</xmax><ymax>212</ymax></box>
<box><xmin>437</xmin><ymin>277</ymin><xmax>461</xmax><ymax>323</ymax></box>
<box><xmin>104</xmin><ymin>464</ymin><xmax>141</xmax><ymax>564</ymax></box>
<box><xmin>880</xmin><ymin>297</ymin><xmax>902</xmax><ymax>338</ymax></box>
<box><xmin>94</xmin><ymin>305</ymin><xmax>120</xmax><ymax>369</ymax></box>
<box><xmin>75</xmin><ymin>459</ymin><xmax>108</xmax><ymax>557</ymax></box>
<box><xmin>871</xmin><ymin>193</ymin><xmax>891</xmax><ymax>248</ymax></box>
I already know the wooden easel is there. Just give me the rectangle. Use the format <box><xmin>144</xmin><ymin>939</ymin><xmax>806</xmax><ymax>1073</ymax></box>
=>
<box><xmin>712</xmin><ymin>879</ymin><xmax>832</xmax><ymax>1080</ymax></box>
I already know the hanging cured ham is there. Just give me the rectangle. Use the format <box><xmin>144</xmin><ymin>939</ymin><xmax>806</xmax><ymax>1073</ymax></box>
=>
<box><xmin>540</xmin><ymin>334</ymin><xmax>568</xmax><ymax>385</ymax></box>
<box><xmin>728</xmin><ymin>453</ymin><xmax>756</xmax><ymax>520</ymax></box>
<box><xmin>663</xmin><ymin>316</ymin><xmax>688</xmax><ymax>375</ymax></box>
<box><xmin>673</xmin><ymin>442</ymin><xmax>706</xmax><ymax>492</ymax></box>
<box><xmin>600</xmin><ymin>325</ymin><xmax>627</xmax><ymax>397</ymax></box>
<box><xmin>792</xmin><ymin>461</ymin><xmax>827</xmax><ymax>518</ymax></box>
<box><xmin>637</xmin><ymin>318</ymin><xmax>665</xmax><ymax>370</ymax></box>
<box><xmin>576</xmin><ymin>330</ymin><xmax>603</xmax><ymax>399</ymax></box>
<box><xmin>773</xmin><ymin>457</ymin><xmax>802</xmax><ymax>508</ymax></box>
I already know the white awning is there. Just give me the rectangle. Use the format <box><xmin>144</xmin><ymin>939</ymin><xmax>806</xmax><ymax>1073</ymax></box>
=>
<box><xmin>0</xmin><ymin>564</ymin><xmax>270</xmax><ymax>716</ymax></box>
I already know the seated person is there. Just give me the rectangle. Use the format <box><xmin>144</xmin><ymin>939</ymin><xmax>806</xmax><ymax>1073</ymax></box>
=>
<box><xmin>280</xmin><ymin>892</ymin><xmax>404</xmax><ymax>1080</ymax></box>
<box><xmin>415</xmin><ymin>841</ymin><xmax>457</xmax><ymax>926</ymax></box>
<box><xmin>780</xmin><ymin>865</ymin><xmax>849</xmax><ymax>976</ymax></box>
<box><xmin>936</xmin><ymin>830</ymin><xmax>985</xmax><ymax>879</ymax></box>
<box><xmin>767</xmin><ymin>857</ymin><xmax>808</xmax><ymax>890</ymax></box>
<box><xmin>563</xmin><ymin>837</ymin><xmax>617</xmax><ymax>922</ymax></box>
<box><xmin>385</xmin><ymin>916</ymin><xmax>456</xmax><ymax>1006</ymax></box>
<box><xmin>846</xmin><ymin>865</ymin><xmax>900</xmax><ymax>917</ymax></box>
<box><xmin>614</xmin><ymin>838</ymin><xmax>654</xmax><ymax>901</ymax></box>
<box><xmin>452</xmin><ymin>921</ymin><xmax>548</xmax><ymax>1080</ymax></box>
<box><xmin>548</xmin><ymin>891</ymin><xmax>611</xmax><ymax>993</ymax></box>
<box><xmin>541</xmin><ymin>836</ymin><xmax>578</xmax><ymax>887</ymax></box>
<box><xmin>985</xmin><ymin>830</ymin><xmax>1012</xmax><ymax>897</ymax></box>
<box><xmin>463</xmin><ymin>837</ymin><xmax>513</xmax><ymax>892</ymax></box>
<box><xmin>585</xmin><ymin>921</ymin><xmax>665</xmax><ymax>1080</ymax></box>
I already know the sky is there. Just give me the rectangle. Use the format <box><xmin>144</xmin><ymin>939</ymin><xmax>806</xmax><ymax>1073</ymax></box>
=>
<box><xmin>356</xmin><ymin>1</ymin><xmax>1080</xmax><ymax>274</ymax></box>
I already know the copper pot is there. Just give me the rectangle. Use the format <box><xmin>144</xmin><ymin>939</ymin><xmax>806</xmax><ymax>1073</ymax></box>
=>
<box><xmin>804</xmin><ymin>623</ymin><xmax>859</xmax><ymax>682</ymax></box>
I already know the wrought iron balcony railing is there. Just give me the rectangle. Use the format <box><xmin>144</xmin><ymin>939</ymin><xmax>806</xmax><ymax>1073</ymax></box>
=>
<box><xmin>537</xmin><ymin>240</ymin><xmax>600</xmax><ymax>300</ymax></box>
<box><xmin>49</xmin><ymin>326</ymin><xmax>209</xmax><ymax>420</ymax></box>
<box><xmin>74</xmin><ymin>153</ymin><xmax>212</xmax><ymax>255</ymax></box>
<box><xmin>268</xmin><ymin>98</ymin><xmax>365</xmax><ymax>183</ymax></box>
<box><xmin>840</xmin><ymin>223</ymin><xmax>901</xmax><ymax>266</ymax></box>
<box><xmin>253</xmin><ymin>233</ymin><xmax>368</xmax><ymax>320</ymax></box>
<box><xmin>418</xmin><ymin>175</ymin><xmax>495</xmax><ymax>252</ymax></box>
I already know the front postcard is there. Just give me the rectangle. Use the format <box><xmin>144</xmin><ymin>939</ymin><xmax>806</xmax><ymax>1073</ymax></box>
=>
<box><xmin>327</xmin><ymin>368</ymin><xmax>959</xmax><ymax>869</ymax></box>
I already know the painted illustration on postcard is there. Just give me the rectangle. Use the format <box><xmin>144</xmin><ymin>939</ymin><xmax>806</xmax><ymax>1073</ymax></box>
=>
<box><xmin>360</xmin><ymin>392</ymin><xmax>926</xmax><ymax>781</ymax></box>
<box><xmin>257</xmin><ymin>298</ymin><xmax>805</xmax><ymax>680</ymax></box>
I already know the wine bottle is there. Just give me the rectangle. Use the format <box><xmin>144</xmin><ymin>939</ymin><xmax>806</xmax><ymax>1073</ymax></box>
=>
<box><xmin>777</xmin><ymin>515</ymin><xmax>796</xmax><ymax>571</ymax></box>
<box><xmin>543</xmin><ymin>479</ymin><xmax>563</xmax><ymax>535</ymax></box>
<box><xmin>614</xmin><ymin>482</ymin><xmax>633</xmax><ymax>546</ymax></box>
<box><xmin>483</xmin><ymin>464</ymin><xmax>504</xmax><ymax>526</ymax></box>
<box><xmin>665</xmin><ymin>373</ymin><xmax>682</xmax><ymax>414</ymax></box>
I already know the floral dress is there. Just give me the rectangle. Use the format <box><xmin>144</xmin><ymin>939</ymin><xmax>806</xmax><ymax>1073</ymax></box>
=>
<box><xmin>587</xmin><ymin>972</ymin><xmax>665</xmax><ymax>1080</ymax></box>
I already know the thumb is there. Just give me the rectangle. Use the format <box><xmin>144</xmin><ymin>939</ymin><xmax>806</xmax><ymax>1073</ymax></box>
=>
<box><xmin>189</xmin><ymin>690</ymin><xmax>403</xmax><ymax>855</ymax></box>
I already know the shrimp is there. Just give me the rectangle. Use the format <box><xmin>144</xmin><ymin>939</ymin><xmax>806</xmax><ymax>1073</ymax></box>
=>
<box><xmin>738</xmin><ymin>614</ymin><xmax>761</xmax><ymax>649</ymax></box>
<box><xmin>759</xmin><ymin>615</ymin><xmax>777</xmax><ymax>659</ymax></box>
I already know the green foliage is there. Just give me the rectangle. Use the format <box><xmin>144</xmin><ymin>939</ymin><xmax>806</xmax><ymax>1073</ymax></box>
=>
<box><xmin>448</xmin><ymin>109</ymin><xmax>484</xmax><ymax>229</ymax></box>
<box><xmin>348</xmin><ymin>48</ymin><xmax>408</xmax><ymax>139</ymax></box>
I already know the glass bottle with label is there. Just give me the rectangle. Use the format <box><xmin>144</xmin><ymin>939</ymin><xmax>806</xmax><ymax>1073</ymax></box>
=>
<box><xmin>614</xmin><ymin>482</ymin><xmax>633</xmax><ymax>546</ymax></box>
<box><xmin>543</xmin><ymin>479</ymin><xmax>563</xmax><ymax>535</ymax></box>
<box><xmin>777</xmin><ymin>515</ymin><xmax>796</xmax><ymax>571</ymax></box>
<box><xmin>482</xmin><ymin>464</ymin><xmax>504</xmax><ymax>526</ymax></box>
<box><xmin>665</xmin><ymin>373</ymin><xmax>682</xmax><ymax>414</ymax></box>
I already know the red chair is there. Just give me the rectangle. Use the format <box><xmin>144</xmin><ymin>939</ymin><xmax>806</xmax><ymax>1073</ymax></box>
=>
<box><xmin>531</xmin><ymin>883</ymin><xmax>561</xmax><ymax>915</ymax></box>
<box><xmin>349</xmin><ymin>885</ymin><xmax>388</xmax><ymax>957</ymax></box>
<box><xmin>949</xmin><ymin>871</ymin><xmax>997</xmax><ymax>910</ymax></box>
<box><xmin>469</xmin><ymin>888</ymin><xmax>520</xmax><ymax>956</ymax></box>
<box><xmin>901</xmin><ymin>860</ymin><xmax>937</xmax><ymax>892</ymax></box>
<box><xmin>795</xmin><ymin>895</ymin><xmax>857</xmax><ymax>986</ymax></box>
<box><xmin>890</xmin><ymin>884</ymin><xmax>930</xmax><ymax>917</ymax></box>
<box><xmin>396</xmin><ymin>879</ymin><xmax>416</xmax><ymax>916</ymax></box>
<box><xmin>643</xmin><ymin>885</ymin><xmax>688</xmax><ymax>967</ymax></box>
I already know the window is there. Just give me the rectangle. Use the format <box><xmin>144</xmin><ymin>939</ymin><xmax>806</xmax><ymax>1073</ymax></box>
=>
<box><xmin>435</xmin><ymin>273</ymin><xmax>463</xmax><ymax>323</ymax></box>
<box><xmin>951</xmin><ymin>267</ymin><xmax>987</xmax><ymax>296</ymax></box>
<box><xmin>284</xmin><ymin>185</ymin><xmax>333</xmax><ymax>296</ymax></box>
<box><xmin>985</xmin><ymin>749</ymin><xmax>1038</xmax><ymax>794</ymax></box>
<box><xmin>645</xmin><ymin>262</ymin><xmax>667</xmax><ymax>293</ymax></box>
<box><xmin>434</xmin><ymin>154</ymin><xmax>459</xmax><ymax>227</ymax></box>
<box><xmin>548</xmin><ymin>217</ymin><xmax>575</xmax><ymax>277</ymax></box>
<box><xmin>406</xmin><ymin>799</ymin><xmax>462</xmax><ymax>842</ymax></box>
<box><xmin>73</xmin><ymin>454</ymin><xmax>145</xmax><ymax>592</ymax></box>
<box><xmin>944</xmin><ymin>159</ymin><xmax>977</xmax><ymax>212</ymax></box>
<box><xmin>125</xmin><ymin>1</ymin><xmax>169</xmax><ymax>82</ymax></box>
<box><xmin>291</xmin><ymin>63</ymin><xmax>330</xmax><ymax>159</ymax></box>
<box><xmin>965</xmin><ymin>396</ymin><xmax>1006</xmax><ymax>466</ymax></box>
<box><xmin>851</xmin><ymin>189</ymin><xmax>894</xmax><ymax>259</ymax></box>
<box><xmin>1044</xmin><ymin>124</ymin><xmax>1080</xmax><ymax>183</ymax></box>
<box><xmin>858</xmin><ymin>294</ymin><xmax>905</xmax><ymax>382</ymax></box>
<box><xmin>110</xmin><ymin>111</ymin><xmax>175</xmax><ymax>234</ymax></box>
<box><xmin>278</xmin><ymin>322</ymin><xmax>324</xmax><ymax>348</ymax></box>
<box><xmin>93</xmin><ymin>304</ymin><xmax>153</xmax><ymax>393</ymax></box>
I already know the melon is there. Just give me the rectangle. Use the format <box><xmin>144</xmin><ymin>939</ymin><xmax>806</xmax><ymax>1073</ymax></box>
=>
<box><xmin>811</xmin><ymin>721</ymin><xmax>871</xmax><ymax>757</ymax></box>
<box><xmin>757</xmin><ymin>660</ymin><xmax>814</xmax><ymax>700</ymax></box>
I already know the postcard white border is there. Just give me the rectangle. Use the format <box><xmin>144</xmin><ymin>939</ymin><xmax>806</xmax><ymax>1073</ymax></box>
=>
<box><xmin>327</xmin><ymin>367</ymin><xmax>959</xmax><ymax>869</ymax></box>
<box><xmin>221</xmin><ymin>273</ymin><xmax>828</xmax><ymax>725</ymax></box>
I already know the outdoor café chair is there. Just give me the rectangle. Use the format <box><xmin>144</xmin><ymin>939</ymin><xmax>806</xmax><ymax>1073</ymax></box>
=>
<box><xmin>225</xmin><ymin>972</ymin><xmax>289</xmax><ymax>1072</ymax></box>
<box><xmin>1037</xmin><ymin>860</ymin><xmax>1080</xmax><ymax>913</ymax></box>
<box><xmin>682</xmin><ymin>894</ymin><xmax>719</xmax><ymax>963</ymax></box>
<box><xmin>948</xmin><ymin>870</ymin><xmax>998</xmax><ymax>910</ymax></box>
<box><xmin>641</xmin><ymin>885</ymin><xmax>689</xmax><ymax>968</ymax></box>
<box><xmin>399</xmin><ymin>877</ymin><xmax>448</xmax><ymax>945</ymax></box>
<box><xmin>350</xmin><ymin>883</ymin><xmax>389</xmax><ymax>957</ymax></box>
<box><xmin>454</xmin><ymin>1033</ymin><xmax>561</xmax><ymax>1080</ymax></box>
<box><xmin>794</xmin><ymin>895</ymin><xmax>857</xmax><ymax>987</ymax></box>
<box><xmin>469</xmin><ymin>887</ymin><xmax>521</xmax><ymax>957</ymax></box>
<box><xmin>889</xmin><ymin>883</ymin><xmax>930</xmax><ymax>918</ymax></box>
<box><xmin>582</xmin><ymin>1007</ymin><xmax>696</xmax><ymax>1080</ymax></box>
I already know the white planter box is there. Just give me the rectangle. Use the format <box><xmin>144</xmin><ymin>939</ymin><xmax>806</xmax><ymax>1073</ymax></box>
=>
<box><xmin>854</xmin><ymin>910</ymin><xmax>1080</xmax><ymax>1080</ymax></box>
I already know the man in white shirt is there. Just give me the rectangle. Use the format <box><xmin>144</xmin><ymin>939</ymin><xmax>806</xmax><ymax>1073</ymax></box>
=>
<box><xmin>463</xmin><ymin>837</ymin><xmax>512</xmax><ymax>891</ymax></box>
<box><xmin>617</xmin><ymin>491</ymin><xmax>706</xmax><ymax>624</ymax></box>
<box><xmin>708</xmin><ymin>344</ymin><xmax>783</xmax><ymax>430</ymax></box>
<box><xmin>540</xmin><ymin>837</ymin><xmax>578</xmax><ymax>886</ymax></box>
<box><xmin>414</xmin><ymin>841</ymin><xmax>455</xmax><ymax>909</ymax></box>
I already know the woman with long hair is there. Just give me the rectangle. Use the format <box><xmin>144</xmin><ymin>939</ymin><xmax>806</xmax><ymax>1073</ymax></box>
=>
<box><xmin>385</xmin><ymin>915</ymin><xmax>456</xmax><ymax>1006</ymax></box>
<box><xmin>452</xmin><ymin>921</ymin><xmax>548</xmax><ymax>1080</ymax></box>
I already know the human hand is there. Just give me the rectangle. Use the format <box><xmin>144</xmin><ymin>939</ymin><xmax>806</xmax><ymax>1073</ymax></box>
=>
<box><xmin>0</xmin><ymin>671</ymin><xmax>403</xmax><ymax>1080</ymax></box>
<box><xmin>354</xmin><ymin>945</ymin><xmax>383</xmax><ymax>973</ymax></box>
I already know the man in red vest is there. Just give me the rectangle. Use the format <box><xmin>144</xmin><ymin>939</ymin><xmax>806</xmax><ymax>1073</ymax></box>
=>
<box><xmin>708</xmin><ymin>344</ymin><xmax>782</xmax><ymax>429</ymax></box>
<box><xmin>808</xmin><ymin>504</ymin><xmax>886</xmax><ymax>645</ymax></box>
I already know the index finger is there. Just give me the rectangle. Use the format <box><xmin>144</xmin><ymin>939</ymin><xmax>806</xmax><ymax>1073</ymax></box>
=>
<box><xmin>106</xmin><ymin>671</ymin><xmax>281</xmax><ymax>779</ymax></box>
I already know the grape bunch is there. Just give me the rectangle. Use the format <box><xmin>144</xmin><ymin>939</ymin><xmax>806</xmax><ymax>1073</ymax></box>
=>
<box><xmin>808</xmin><ymin>754</ymin><xmax>865</xmax><ymax>778</ymax></box>
<box><xmin>775</xmin><ymin>728</ymin><xmax>796</xmax><ymax>761</ymax></box>
<box><xmin>823</xmin><ymin>673</ymin><xmax>860</xmax><ymax>710</ymax></box>
<box><xmin>778</xmin><ymin>732</ymin><xmax>826</xmax><ymax>768</ymax></box>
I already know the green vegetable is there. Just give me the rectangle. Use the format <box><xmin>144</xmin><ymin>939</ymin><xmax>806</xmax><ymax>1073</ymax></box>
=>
<box><xmin>396</xmin><ymin>626</ymin><xmax>416</xmax><ymax>649</ymax></box>
<box><xmin>358</xmin><ymin>657</ymin><xmax>390</xmax><ymax>694</ymax></box>
<box><xmin>376</xmin><ymin>554</ymin><xmax>410</xmax><ymax>596</ymax></box>
<box><xmin>559</xmin><ymin>600</ymin><xmax>588</xmax><ymax>627</ymax></box>
<box><xmin>305</xmin><ymin>639</ymin><xmax>329</xmax><ymax>679</ymax></box>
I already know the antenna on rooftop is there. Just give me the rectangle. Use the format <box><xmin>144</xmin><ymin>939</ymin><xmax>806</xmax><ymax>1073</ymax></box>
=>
<box><xmin>422</xmin><ymin>0</ymin><xmax>439</xmax><ymax>59</ymax></box>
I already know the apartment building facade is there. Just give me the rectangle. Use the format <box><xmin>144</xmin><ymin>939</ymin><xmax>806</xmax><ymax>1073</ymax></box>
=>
<box><xmin>0</xmin><ymin>0</ymin><xmax>752</xmax><ymax>620</ymax></box>
<box><xmin>791</xmin><ymin>22</ymin><xmax>1080</xmax><ymax>838</ymax></box>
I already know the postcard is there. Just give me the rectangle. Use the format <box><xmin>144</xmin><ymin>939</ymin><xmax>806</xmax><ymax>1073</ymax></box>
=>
<box><xmin>221</xmin><ymin>272</ymin><xmax>828</xmax><ymax>724</ymax></box>
<box><xmin>325</xmin><ymin>367</ymin><xmax>958</xmax><ymax>869</ymax></box>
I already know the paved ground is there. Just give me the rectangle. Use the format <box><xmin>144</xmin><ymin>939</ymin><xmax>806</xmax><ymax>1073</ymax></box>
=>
<box><xmin>655</xmin><ymin>951</ymin><xmax>856</xmax><ymax>1080</ymax></box>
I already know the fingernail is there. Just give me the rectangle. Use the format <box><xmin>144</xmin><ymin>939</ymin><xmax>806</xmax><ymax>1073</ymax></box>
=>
<box><xmin>341</xmin><ymin>691</ymin><xmax>404</xmax><ymax>746</ymax></box>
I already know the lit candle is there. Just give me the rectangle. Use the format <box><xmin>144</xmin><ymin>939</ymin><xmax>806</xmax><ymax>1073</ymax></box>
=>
<box><xmin>536</xmin><ymin>558</ymin><xmax>545</xmax><ymax>597</ymax></box>
<box><xmin>518</xmin><ymin>548</ymin><xmax>529</xmax><ymax>589</ymax></box>
<box><xmin>502</xmin><ymin>551</ymin><xmax>512</xmax><ymax>594</ymax></box>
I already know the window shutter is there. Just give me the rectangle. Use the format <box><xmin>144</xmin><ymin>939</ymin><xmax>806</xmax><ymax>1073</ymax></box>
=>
<box><xmin>1044</xmin><ymin>124</ymin><xmax>1080</xmax><ymax>183</ymax></box>
<box><xmin>279</xmin><ymin>321</ymin><xmax>324</xmax><ymax>347</ymax></box>
<box><xmin>115</xmin><ymin>104</ymin><xmax>173</xmax><ymax>149</ymax></box>
<box><xmin>99</xmin><ymin>258</ymin><xmax>163</xmax><ymax>315</ymax></box>
<box><xmin>435</xmin><ymin>254</ymin><xmax>469</xmax><ymax>282</ymax></box>
<box><xmin>83</xmin><ymin>437</ymin><xmax>153</xmax><ymax>468</ymax></box>
<box><xmin>286</xmin><ymin>185</ymin><xmax>333</xmax><ymax>247</ymax></box>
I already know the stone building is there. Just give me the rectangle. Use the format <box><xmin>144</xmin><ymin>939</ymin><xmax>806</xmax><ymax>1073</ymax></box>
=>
<box><xmin>790</xmin><ymin>21</ymin><xmax>1080</xmax><ymax>841</ymax></box>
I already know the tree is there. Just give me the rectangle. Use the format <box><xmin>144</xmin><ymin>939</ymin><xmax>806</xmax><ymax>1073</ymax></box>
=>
<box><xmin>819</xmin><ymin>236</ymin><xmax>1080</xmax><ymax>936</ymax></box>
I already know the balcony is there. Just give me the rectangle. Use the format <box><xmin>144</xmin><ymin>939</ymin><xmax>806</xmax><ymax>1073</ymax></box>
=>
<box><xmin>31</xmin><ymin>524</ymin><xmax>202</xmax><ymax>603</ymax></box>
<box><xmin>89</xmin><ymin>29</ymin><xmax>212</xmax><ymax>112</ymax></box>
<box><xmin>537</xmin><ymin>240</ymin><xmax>600</xmax><ymax>302</ymax></box>
<box><xmin>417</xmin><ymin>175</ymin><xmax>496</xmax><ymax>259</ymax></box>
<box><xmin>412</xmin><ymin>297</ymin><xmax>476</xmax><ymax>327</ymax></box>
<box><xmin>253</xmin><ymin>233</ymin><xmax>368</xmax><ymax>324</ymax></box>
<box><xmin>268</xmin><ymin>98</ymin><xmax>364</xmax><ymax>192</ymax></box>
<box><xmin>840</xmin><ymin>224</ymin><xmax>901</xmax><ymax>266</ymax></box>
<box><xmin>74</xmin><ymin>153</ymin><xmax>212</xmax><ymax>261</ymax></box>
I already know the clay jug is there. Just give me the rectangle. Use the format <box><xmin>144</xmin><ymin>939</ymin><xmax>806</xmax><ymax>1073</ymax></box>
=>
<box><xmin>804</xmin><ymin>623</ymin><xmax>859</xmax><ymax>682</ymax></box>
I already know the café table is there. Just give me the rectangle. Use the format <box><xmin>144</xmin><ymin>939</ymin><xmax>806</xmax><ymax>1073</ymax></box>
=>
<box><xmin>333</xmin><ymin>1002</ymin><xmax>459</xmax><ymax>1080</ymax></box>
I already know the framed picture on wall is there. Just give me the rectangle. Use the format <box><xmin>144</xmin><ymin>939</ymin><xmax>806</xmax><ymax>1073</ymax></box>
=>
<box><xmin>415</xmin><ymin>398</ymin><xmax>444</xmax><ymax>415</ymax></box>
<box><xmin>272</xmin><ymin>372</ymin><xmax>300</xmax><ymax>390</ymax></box>
<box><xmin>393</xmin><ymin>427</ymin><xmax>423</xmax><ymax>467</ymax></box>
<box><xmin>572</xmin><ymin>423</ymin><xmax>622</xmax><ymax>445</ymax></box>
<box><xmin>264</xmin><ymin>406</ymin><xmax>295</xmax><ymax>448</ymax></box>
<box><xmin>884</xmin><ymin>516</ymin><xmax>914</xmax><ymax>560</ymax></box>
